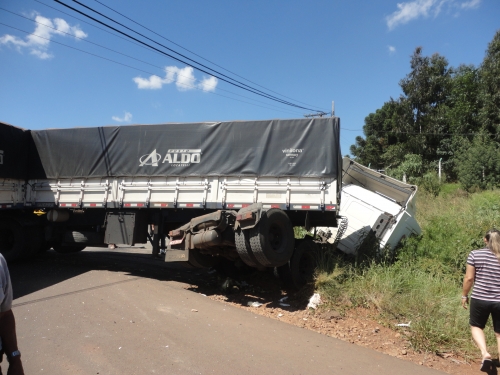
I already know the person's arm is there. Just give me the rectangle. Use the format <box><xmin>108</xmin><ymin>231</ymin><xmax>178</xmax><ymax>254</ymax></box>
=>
<box><xmin>462</xmin><ymin>264</ymin><xmax>475</xmax><ymax>309</ymax></box>
<box><xmin>0</xmin><ymin>309</ymin><xmax>24</xmax><ymax>375</ymax></box>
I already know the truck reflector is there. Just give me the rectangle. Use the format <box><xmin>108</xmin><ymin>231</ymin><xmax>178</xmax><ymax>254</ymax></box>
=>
<box><xmin>124</xmin><ymin>203</ymin><xmax>145</xmax><ymax>207</ymax></box>
<box><xmin>60</xmin><ymin>203</ymin><xmax>78</xmax><ymax>207</ymax></box>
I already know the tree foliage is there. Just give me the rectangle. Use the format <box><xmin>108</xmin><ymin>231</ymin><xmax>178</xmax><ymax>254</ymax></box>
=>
<box><xmin>351</xmin><ymin>30</ymin><xmax>500</xmax><ymax>192</ymax></box>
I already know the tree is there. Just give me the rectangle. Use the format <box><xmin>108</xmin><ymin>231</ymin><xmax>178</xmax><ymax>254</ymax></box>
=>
<box><xmin>349</xmin><ymin>32</ymin><xmax>500</xmax><ymax>190</ymax></box>
<box><xmin>351</xmin><ymin>47</ymin><xmax>452</xmax><ymax>172</ymax></box>
<box><xmin>399</xmin><ymin>47</ymin><xmax>453</xmax><ymax>165</ymax></box>
<box><xmin>479</xmin><ymin>30</ymin><xmax>500</xmax><ymax>137</ymax></box>
<box><xmin>445</xmin><ymin>64</ymin><xmax>480</xmax><ymax>179</ymax></box>
<box><xmin>456</xmin><ymin>136</ymin><xmax>500</xmax><ymax>191</ymax></box>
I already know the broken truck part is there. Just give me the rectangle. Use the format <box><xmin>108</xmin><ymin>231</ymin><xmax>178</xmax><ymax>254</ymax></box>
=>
<box><xmin>316</xmin><ymin>158</ymin><xmax>421</xmax><ymax>255</ymax></box>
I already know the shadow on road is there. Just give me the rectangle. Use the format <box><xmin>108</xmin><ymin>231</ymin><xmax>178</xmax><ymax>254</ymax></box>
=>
<box><xmin>8</xmin><ymin>247</ymin><xmax>311</xmax><ymax>311</ymax></box>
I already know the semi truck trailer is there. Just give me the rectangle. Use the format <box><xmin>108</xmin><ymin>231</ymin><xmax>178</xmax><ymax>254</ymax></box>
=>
<box><xmin>0</xmin><ymin>117</ymin><xmax>420</xmax><ymax>288</ymax></box>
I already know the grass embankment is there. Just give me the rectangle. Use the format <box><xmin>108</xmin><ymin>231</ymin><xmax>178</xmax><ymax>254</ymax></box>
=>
<box><xmin>315</xmin><ymin>186</ymin><xmax>500</xmax><ymax>358</ymax></box>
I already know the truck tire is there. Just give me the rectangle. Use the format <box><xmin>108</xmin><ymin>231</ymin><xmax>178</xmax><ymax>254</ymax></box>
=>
<box><xmin>52</xmin><ymin>244</ymin><xmax>86</xmax><ymax>253</ymax></box>
<box><xmin>187</xmin><ymin>248</ymin><xmax>220</xmax><ymax>268</ymax></box>
<box><xmin>289</xmin><ymin>239</ymin><xmax>318</xmax><ymax>289</ymax></box>
<box><xmin>235</xmin><ymin>228</ymin><xmax>260</xmax><ymax>267</ymax></box>
<box><xmin>249</xmin><ymin>209</ymin><xmax>294</xmax><ymax>267</ymax></box>
<box><xmin>0</xmin><ymin>220</ymin><xmax>38</xmax><ymax>261</ymax></box>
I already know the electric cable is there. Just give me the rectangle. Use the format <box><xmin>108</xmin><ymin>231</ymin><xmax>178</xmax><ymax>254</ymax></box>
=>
<box><xmin>0</xmin><ymin>8</ymin><xmax>304</xmax><ymax>115</ymax></box>
<box><xmin>0</xmin><ymin>22</ymin><xmax>304</xmax><ymax>116</ymax></box>
<box><xmin>33</xmin><ymin>0</ymin><xmax>148</xmax><ymax>51</ymax></box>
<box><xmin>90</xmin><ymin>0</ymin><xmax>323</xmax><ymax>111</ymax></box>
<box><xmin>341</xmin><ymin>128</ymin><xmax>498</xmax><ymax>136</ymax></box>
<box><xmin>33</xmin><ymin>0</ymin><xmax>327</xmax><ymax>114</ymax></box>
<box><xmin>54</xmin><ymin>0</ymin><xmax>323</xmax><ymax>112</ymax></box>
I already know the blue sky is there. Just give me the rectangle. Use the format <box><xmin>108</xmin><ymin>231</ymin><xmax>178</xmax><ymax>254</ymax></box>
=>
<box><xmin>0</xmin><ymin>0</ymin><xmax>498</xmax><ymax>156</ymax></box>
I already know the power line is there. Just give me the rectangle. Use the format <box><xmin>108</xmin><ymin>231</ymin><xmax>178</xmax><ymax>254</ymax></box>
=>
<box><xmin>33</xmin><ymin>0</ymin><xmax>149</xmax><ymax>50</ymax></box>
<box><xmin>54</xmin><ymin>0</ymin><xmax>324</xmax><ymax>113</ymax></box>
<box><xmin>342</xmin><ymin>128</ymin><xmax>498</xmax><ymax>136</ymax></box>
<box><xmin>375</xmin><ymin>130</ymin><xmax>498</xmax><ymax>136</ymax></box>
<box><xmin>0</xmin><ymin>8</ymin><xmax>304</xmax><ymax>116</ymax></box>
<box><xmin>0</xmin><ymin>22</ymin><xmax>304</xmax><ymax>116</ymax></box>
<box><xmin>91</xmin><ymin>0</ymin><xmax>322</xmax><ymax>111</ymax></box>
<box><xmin>33</xmin><ymin>0</ymin><xmax>325</xmax><ymax>113</ymax></box>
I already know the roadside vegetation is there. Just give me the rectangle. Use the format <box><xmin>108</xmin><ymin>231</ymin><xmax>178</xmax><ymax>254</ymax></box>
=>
<box><xmin>315</xmin><ymin>185</ymin><xmax>500</xmax><ymax>359</ymax></box>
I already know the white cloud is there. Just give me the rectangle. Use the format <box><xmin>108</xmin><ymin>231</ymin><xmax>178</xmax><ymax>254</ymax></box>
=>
<box><xmin>199</xmin><ymin>76</ymin><xmax>218</xmax><ymax>92</ymax></box>
<box><xmin>112</xmin><ymin>112</ymin><xmax>133</xmax><ymax>122</ymax></box>
<box><xmin>133</xmin><ymin>75</ymin><xmax>165</xmax><ymax>89</ymax></box>
<box><xmin>388</xmin><ymin>45</ymin><xmax>396</xmax><ymax>54</ymax></box>
<box><xmin>386</xmin><ymin>0</ymin><xmax>481</xmax><ymax>30</ymax></box>
<box><xmin>30</xmin><ymin>49</ymin><xmax>53</xmax><ymax>60</ymax></box>
<box><xmin>133</xmin><ymin>65</ymin><xmax>218</xmax><ymax>93</ymax></box>
<box><xmin>386</xmin><ymin>0</ymin><xmax>436</xmax><ymax>30</ymax></box>
<box><xmin>0</xmin><ymin>13</ymin><xmax>87</xmax><ymax>59</ymax></box>
<box><xmin>169</xmin><ymin>66</ymin><xmax>196</xmax><ymax>91</ymax></box>
<box><xmin>460</xmin><ymin>0</ymin><xmax>480</xmax><ymax>9</ymax></box>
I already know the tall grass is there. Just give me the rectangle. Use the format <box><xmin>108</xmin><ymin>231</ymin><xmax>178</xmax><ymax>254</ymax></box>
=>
<box><xmin>315</xmin><ymin>187</ymin><xmax>500</xmax><ymax>357</ymax></box>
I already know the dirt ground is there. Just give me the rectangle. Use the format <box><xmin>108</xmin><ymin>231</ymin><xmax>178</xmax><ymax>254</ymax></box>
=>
<box><xmin>185</xmin><ymin>268</ymin><xmax>481</xmax><ymax>375</ymax></box>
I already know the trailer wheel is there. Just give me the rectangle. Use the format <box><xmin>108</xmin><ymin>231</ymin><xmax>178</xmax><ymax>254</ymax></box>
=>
<box><xmin>249</xmin><ymin>209</ymin><xmax>294</xmax><ymax>267</ymax></box>
<box><xmin>52</xmin><ymin>244</ymin><xmax>86</xmax><ymax>253</ymax></box>
<box><xmin>235</xmin><ymin>228</ymin><xmax>260</xmax><ymax>267</ymax></box>
<box><xmin>187</xmin><ymin>249</ymin><xmax>220</xmax><ymax>268</ymax></box>
<box><xmin>288</xmin><ymin>239</ymin><xmax>319</xmax><ymax>289</ymax></box>
<box><xmin>0</xmin><ymin>220</ymin><xmax>35</xmax><ymax>261</ymax></box>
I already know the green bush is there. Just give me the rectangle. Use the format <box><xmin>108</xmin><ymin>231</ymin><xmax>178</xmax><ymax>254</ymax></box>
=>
<box><xmin>415</xmin><ymin>171</ymin><xmax>444</xmax><ymax>197</ymax></box>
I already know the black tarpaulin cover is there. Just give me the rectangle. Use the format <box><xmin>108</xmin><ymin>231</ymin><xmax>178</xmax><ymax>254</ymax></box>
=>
<box><xmin>0</xmin><ymin>122</ymin><xmax>30</xmax><ymax>179</ymax></box>
<box><xmin>27</xmin><ymin>117</ymin><xmax>341</xmax><ymax>179</ymax></box>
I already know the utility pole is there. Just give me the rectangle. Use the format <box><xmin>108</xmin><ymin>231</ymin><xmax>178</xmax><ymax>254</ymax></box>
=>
<box><xmin>438</xmin><ymin>158</ymin><xmax>442</xmax><ymax>182</ymax></box>
<box><xmin>331</xmin><ymin>101</ymin><xmax>335</xmax><ymax>117</ymax></box>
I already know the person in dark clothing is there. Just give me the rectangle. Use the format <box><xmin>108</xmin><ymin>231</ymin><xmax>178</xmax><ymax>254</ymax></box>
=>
<box><xmin>463</xmin><ymin>229</ymin><xmax>500</xmax><ymax>373</ymax></box>
<box><xmin>0</xmin><ymin>253</ymin><xmax>24</xmax><ymax>375</ymax></box>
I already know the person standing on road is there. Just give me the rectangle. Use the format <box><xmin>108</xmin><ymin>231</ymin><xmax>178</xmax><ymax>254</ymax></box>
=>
<box><xmin>0</xmin><ymin>253</ymin><xmax>24</xmax><ymax>375</ymax></box>
<box><xmin>462</xmin><ymin>229</ymin><xmax>500</xmax><ymax>373</ymax></box>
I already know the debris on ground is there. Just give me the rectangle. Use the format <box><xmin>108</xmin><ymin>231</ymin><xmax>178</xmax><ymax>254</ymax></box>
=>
<box><xmin>396</xmin><ymin>322</ymin><xmax>411</xmax><ymax>327</ymax></box>
<box><xmin>307</xmin><ymin>293</ymin><xmax>322</xmax><ymax>309</ymax></box>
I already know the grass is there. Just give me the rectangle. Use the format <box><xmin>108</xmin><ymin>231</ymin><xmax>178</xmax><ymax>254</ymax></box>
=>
<box><xmin>314</xmin><ymin>185</ymin><xmax>500</xmax><ymax>358</ymax></box>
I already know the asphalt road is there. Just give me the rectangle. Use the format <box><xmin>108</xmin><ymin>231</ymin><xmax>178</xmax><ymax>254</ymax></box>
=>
<box><xmin>2</xmin><ymin>247</ymin><xmax>444</xmax><ymax>375</ymax></box>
